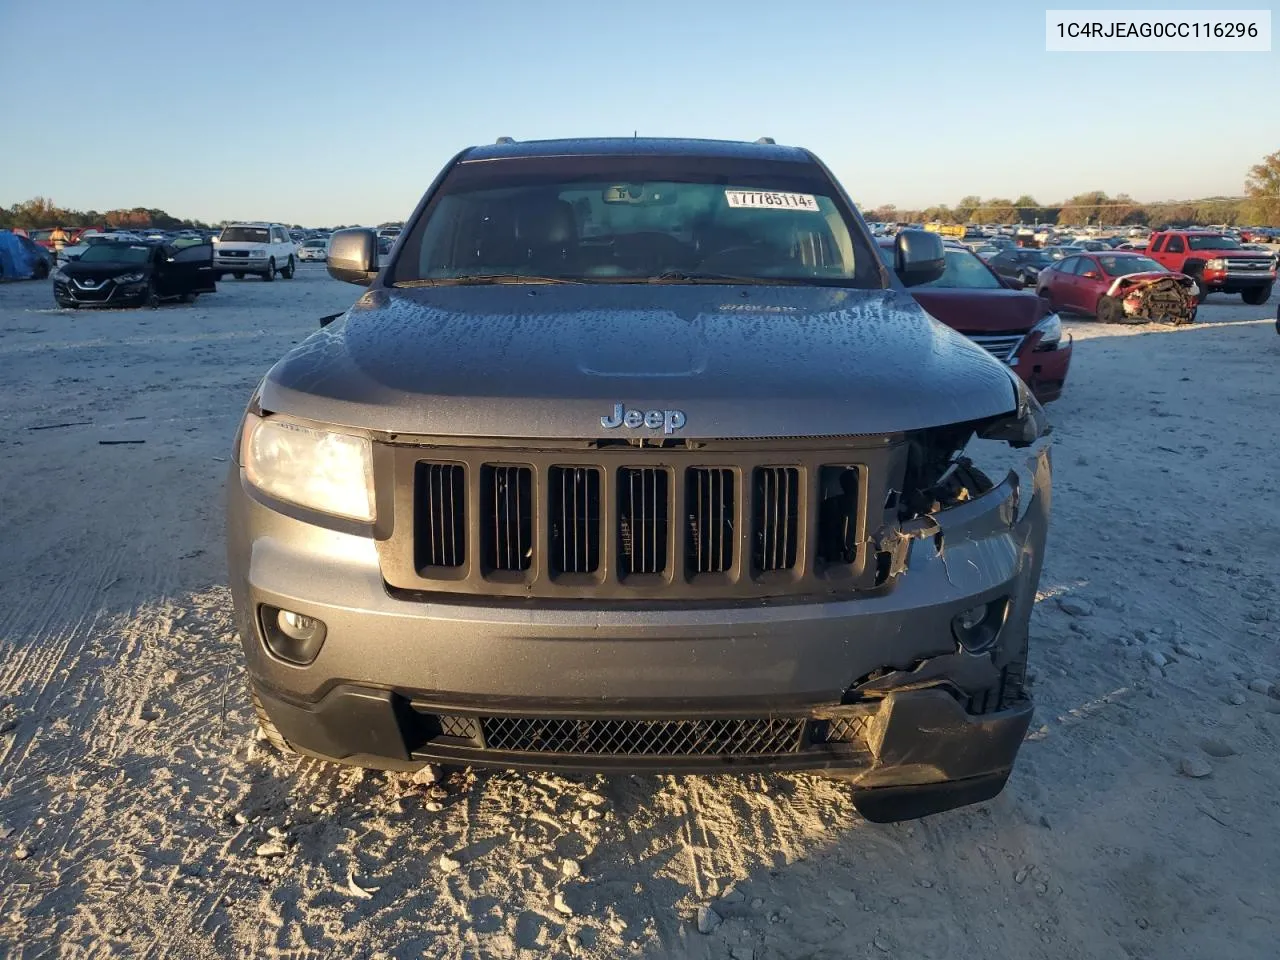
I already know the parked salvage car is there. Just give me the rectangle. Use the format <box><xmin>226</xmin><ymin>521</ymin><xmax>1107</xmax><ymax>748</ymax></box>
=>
<box><xmin>989</xmin><ymin>247</ymin><xmax>1056</xmax><ymax>286</ymax></box>
<box><xmin>52</xmin><ymin>240</ymin><xmax>216</xmax><ymax>308</ymax></box>
<box><xmin>1037</xmin><ymin>252</ymin><xmax>1197</xmax><ymax>324</ymax></box>
<box><xmin>878</xmin><ymin>239</ymin><xmax>1071</xmax><ymax>403</ymax></box>
<box><xmin>227</xmin><ymin>136</ymin><xmax>1053</xmax><ymax>824</ymax></box>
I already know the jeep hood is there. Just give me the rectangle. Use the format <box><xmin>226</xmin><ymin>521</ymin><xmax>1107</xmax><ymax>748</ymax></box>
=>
<box><xmin>259</xmin><ymin>285</ymin><xmax>1020</xmax><ymax>440</ymax></box>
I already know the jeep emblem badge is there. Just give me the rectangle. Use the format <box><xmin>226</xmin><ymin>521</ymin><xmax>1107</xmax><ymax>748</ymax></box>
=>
<box><xmin>600</xmin><ymin>403</ymin><xmax>686</xmax><ymax>434</ymax></box>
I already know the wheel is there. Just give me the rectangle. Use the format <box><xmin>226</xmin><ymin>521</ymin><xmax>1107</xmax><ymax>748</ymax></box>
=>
<box><xmin>263</xmin><ymin>258</ymin><xmax>276</xmax><ymax>282</ymax></box>
<box><xmin>251</xmin><ymin>687</ymin><xmax>295</xmax><ymax>757</ymax></box>
<box><xmin>281</xmin><ymin>256</ymin><xmax>295</xmax><ymax>279</ymax></box>
<box><xmin>213</xmin><ymin>273</ymin><xmax>224</xmax><ymax>282</ymax></box>
<box><xmin>1241</xmin><ymin>283</ymin><xmax>1273</xmax><ymax>306</ymax></box>
<box><xmin>1187</xmin><ymin>270</ymin><xmax>1210</xmax><ymax>303</ymax></box>
<box><xmin>233</xmin><ymin>272</ymin><xmax>245</xmax><ymax>280</ymax></box>
<box><xmin>1095</xmin><ymin>295</ymin><xmax>1122</xmax><ymax>324</ymax></box>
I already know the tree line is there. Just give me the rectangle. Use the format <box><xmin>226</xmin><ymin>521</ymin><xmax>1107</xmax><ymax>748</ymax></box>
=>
<box><xmin>861</xmin><ymin>192</ymin><xmax>1260</xmax><ymax>228</ymax></box>
<box><xmin>863</xmin><ymin>149</ymin><xmax>1279</xmax><ymax>227</ymax></box>
<box><xmin>5</xmin><ymin>150</ymin><xmax>1278</xmax><ymax>231</ymax></box>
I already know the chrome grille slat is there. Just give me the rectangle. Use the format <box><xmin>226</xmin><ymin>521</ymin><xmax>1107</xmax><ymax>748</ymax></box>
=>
<box><xmin>482</xmin><ymin>465</ymin><xmax>532</xmax><ymax>572</ymax></box>
<box><xmin>687</xmin><ymin>468</ymin><xmax>734</xmax><ymax>574</ymax></box>
<box><xmin>754</xmin><ymin>467</ymin><xmax>799</xmax><ymax>571</ymax></box>
<box><xmin>967</xmin><ymin>333</ymin><xmax>1024</xmax><ymax>364</ymax></box>
<box><xmin>619</xmin><ymin>467</ymin><xmax>668</xmax><ymax>576</ymax></box>
<box><xmin>549</xmin><ymin>466</ymin><xmax>600</xmax><ymax>574</ymax></box>
<box><xmin>415</xmin><ymin>463</ymin><xmax>465</xmax><ymax>568</ymax></box>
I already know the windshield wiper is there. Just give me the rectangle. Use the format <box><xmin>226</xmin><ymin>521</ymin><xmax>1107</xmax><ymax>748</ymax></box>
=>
<box><xmin>393</xmin><ymin>275</ymin><xmax>583</xmax><ymax>288</ymax></box>
<box><xmin>643</xmin><ymin>271</ymin><xmax>815</xmax><ymax>285</ymax></box>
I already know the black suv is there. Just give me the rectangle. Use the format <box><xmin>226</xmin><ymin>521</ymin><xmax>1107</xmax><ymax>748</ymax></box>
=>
<box><xmin>989</xmin><ymin>247</ymin><xmax>1057</xmax><ymax>287</ymax></box>
<box><xmin>226</xmin><ymin>138</ymin><xmax>1052</xmax><ymax>822</ymax></box>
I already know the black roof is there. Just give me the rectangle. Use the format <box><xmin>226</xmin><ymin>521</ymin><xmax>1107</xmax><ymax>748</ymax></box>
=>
<box><xmin>462</xmin><ymin>137</ymin><xmax>811</xmax><ymax>164</ymax></box>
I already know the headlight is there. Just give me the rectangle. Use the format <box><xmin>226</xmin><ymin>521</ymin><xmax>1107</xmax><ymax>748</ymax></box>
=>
<box><xmin>249</xmin><ymin>247</ymin><xmax>268</xmax><ymax>258</ymax></box>
<box><xmin>980</xmin><ymin>375</ymin><xmax>1050</xmax><ymax>448</ymax></box>
<box><xmin>1205</xmin><ymin>258</ymin><xmax>1227</xmax><ymax>271</ymax></box>
<box><xmin>116</xmin><ymin>272</ymin><xmax>146</xmax><ymax>284</ymax></box>
<box><xmin>1030</xmin><ymin>311</ymin><xmax>1062</xmax><ymax>349</ymax></box>
<box><xmin>50</xmin><ymin>268</ymin><xmax>66</xmax><ymax>282</ymax></box>
<box><xmin>241</xmin><ymin>415</ymin><xmax>375</xmax><ymax>521</ymax></box>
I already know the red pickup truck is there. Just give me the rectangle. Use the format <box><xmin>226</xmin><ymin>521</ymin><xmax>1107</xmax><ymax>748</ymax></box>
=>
<box><xmin>1146</xmin><ymin>230</ymin><xmax>1275</xmax><ymax>304</ymax></box>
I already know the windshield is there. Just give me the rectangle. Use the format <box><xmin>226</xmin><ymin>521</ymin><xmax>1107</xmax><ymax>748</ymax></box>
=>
<box><xmin>1099</xmin><ymin>255</ymin><xmax>1165</xmax><ymax>276</ymax></box>
<box><xmin>220</xmin><ymin>226</ymin><xmax>270</xmax><ymax>243</ymax></box>
<box><xmin>1186</xmin><ymin>234</ymin><xmax>1241</xmax><ymax>250</ymax></box>
<box><xmin>391</xmin><ymin>158</ymin><xmax>878</xmax><ymax>287</ymax></box>
<box><xmin>78</xmin><ymin>243</ymin><xmax>152</xmax><ymax>264</ymax></box>
<box><xmin>917</xmin><ymin>249</ymin><xmax>1002</xmax><ymax>289</ymax></box>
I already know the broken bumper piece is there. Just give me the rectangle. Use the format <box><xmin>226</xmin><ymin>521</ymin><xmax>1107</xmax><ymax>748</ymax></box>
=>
<box><xmin>254</xmin><ymin>681</ymin><xmax>1032</xmax><ymax>822</ymax></box>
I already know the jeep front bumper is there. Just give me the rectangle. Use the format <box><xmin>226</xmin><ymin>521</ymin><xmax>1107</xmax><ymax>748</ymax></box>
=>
<box><xmin>227</xmin><ymin>444</ymin><xmax>1050</xmax><ymax>822</ymax></box>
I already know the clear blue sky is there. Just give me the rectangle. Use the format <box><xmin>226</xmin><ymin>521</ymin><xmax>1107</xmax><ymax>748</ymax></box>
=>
<box><xmin>2</xmin><ymin>0</ymin><xmax>1276</xmax><ymax>225</ymax></box>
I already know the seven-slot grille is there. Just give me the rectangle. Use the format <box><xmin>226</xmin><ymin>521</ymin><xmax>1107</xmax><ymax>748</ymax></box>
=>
<box><xmin>967</xmin><ymin>333</ymin><xmax>1024</xmax><ymax>364</ymax></box>
<box><xmin>387</xmin><ymin>443</ymin><xmax>882</xmax><ymax>600</ymax></box>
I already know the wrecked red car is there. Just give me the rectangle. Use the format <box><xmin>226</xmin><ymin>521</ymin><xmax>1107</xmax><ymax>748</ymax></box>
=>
<box><xmin>1036</xmin><ymin>252</ymin><xmax>1198</xmax><ymax>325</ymax></box>
<box><xmin>879</xmin><ymin>239</ymin><xmax>1072</xmax><ymax>403</ymax></box>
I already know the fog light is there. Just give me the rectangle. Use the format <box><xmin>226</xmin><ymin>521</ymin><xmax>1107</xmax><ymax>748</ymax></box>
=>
<box><xmin>951</xmin><ymin>598</ymin><xmax>1009</xmax><ymax>654</ymax></box>
<box><xmin>956</xmin><ymin>605</ymin><xmax>986</xmax><ymax>631</ymax></box>
<box><xmin>278</xmin><ymin>609</ymin><xmax>321</xmax><ymax>640</ymax></box>
<box><xmin>260</xmin><ymin>605</ymin><xmax>327</xmax><ymax>664</ymax></box>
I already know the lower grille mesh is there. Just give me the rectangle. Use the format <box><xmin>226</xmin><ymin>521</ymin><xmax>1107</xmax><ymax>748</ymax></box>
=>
<box><xmin>477</xmin><ymin>716</ymin><xmax>805</xmax><ymax>756</ymax></box>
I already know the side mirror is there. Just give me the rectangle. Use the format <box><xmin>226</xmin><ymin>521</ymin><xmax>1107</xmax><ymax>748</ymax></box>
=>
<box><xmin>326</xmin><ymin>228</ymin><xmax>379</xmax><ymax>285</ymax></box>
<box><xmin>893</xmin><ymin>229</ymin><xmax>946</xmax><ymax>287</ymax></box>
<box><xmin>1003</xmin><ymin>275</ymin><xmax>1026</xmax><ymax>290</ymax></box>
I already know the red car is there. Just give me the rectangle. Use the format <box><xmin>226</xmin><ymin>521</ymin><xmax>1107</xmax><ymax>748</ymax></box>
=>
<box><xmin>878</xmin><ymin>239</ymin><xmax>1072</xmax><ymax>403</ymax></box>
<box><xmin>1036</xmin><ymin>251</ymin><xmax>1198</xmax><ymax>324</ymax></box>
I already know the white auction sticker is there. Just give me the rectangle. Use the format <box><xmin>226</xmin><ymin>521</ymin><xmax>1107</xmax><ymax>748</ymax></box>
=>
<box><xmin>725</xmin><ymin>190</ymin><xmax>819</xmax><ymax>211</ymax></box>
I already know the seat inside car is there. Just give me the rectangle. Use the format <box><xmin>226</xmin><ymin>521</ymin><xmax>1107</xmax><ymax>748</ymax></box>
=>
<box><xmin>513</xmin><ymin>196</ymin><xmax>579</xmax><ymax>273</ymax></box>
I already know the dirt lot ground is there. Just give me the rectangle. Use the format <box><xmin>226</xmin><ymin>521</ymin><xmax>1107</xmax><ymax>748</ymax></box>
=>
<box><xmin>0</xmin><ymin>267</ymin><xmax>1277</xmax><ymax>959</ymax></box>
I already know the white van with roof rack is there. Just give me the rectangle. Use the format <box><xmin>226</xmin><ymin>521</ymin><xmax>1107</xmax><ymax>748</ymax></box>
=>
<box><xmin>214</xmin><ymin>222</ymin><xmax>296</xmax><ymax>281</ymax></box>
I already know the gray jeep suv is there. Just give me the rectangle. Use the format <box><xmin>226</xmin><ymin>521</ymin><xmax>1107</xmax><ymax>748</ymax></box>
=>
<box><xmin>226</xmin><ymin>138</ymin><xmax>1052</xmax><ymax>822</ymax></box>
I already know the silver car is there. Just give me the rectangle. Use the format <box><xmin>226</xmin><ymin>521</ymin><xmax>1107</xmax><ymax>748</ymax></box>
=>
<box><xmin>226</xmin><ymin>137</ymin><xmax>1052</xmax><ymax>822</ymax></box>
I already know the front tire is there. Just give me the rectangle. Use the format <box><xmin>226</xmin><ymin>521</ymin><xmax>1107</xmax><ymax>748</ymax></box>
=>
<box><xmin>1242</xmin><ymin>283</ymin><xmax>1273</xmax><ymax>306</ymax></box>
<box><xmin>1096</xmin><ymin>295</ymin><xmax>1122</xmax><ymax>324</ymax></box>
<box><xmin>263</xmin><ymin>258</ymin><xmax>276</xmax><ymax>282</ymax></box>
<box><xmin>281</xmin><ymin>256</ymin><xmax>295</xmax><ymax>279</ymax></box>
<box><xmin>251</xmin><ymin>688</ymin><xmax>295</xmax><ymax>758</ymax></box>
